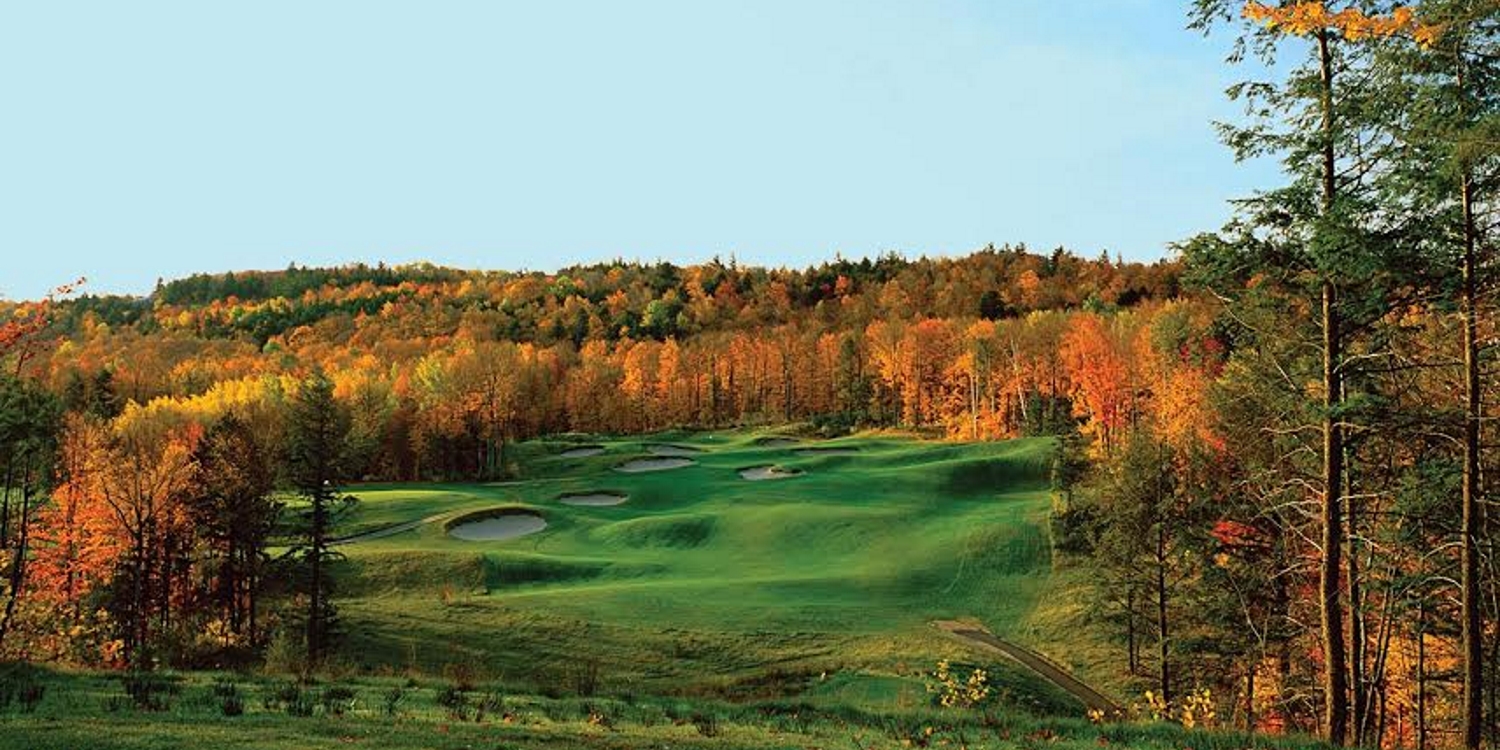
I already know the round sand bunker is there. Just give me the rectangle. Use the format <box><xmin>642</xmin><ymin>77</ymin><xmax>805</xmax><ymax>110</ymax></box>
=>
<box><xmin>615</xmin><ymin>457</ymin><xmax>695</xmax><ymax>473</ymax></box>
<box><xmin>647</xmin><ymin>444</ymin><xmax>702</xmax><ymax>457</ymax></box>
<box><xmin>559</xmin><ymin>492</ymin><xmax>628</xmax><ymax>506</ymax></box>
<box><xmin>448</xmin><ymin>511</ymin><xmax>547</xmax><ymax>541</ymax></box>
<box><xmin>739</xmin><ymin>465</ymin><xmax>804</xmax><ymax>481</ymax></box>
<box><xmin>558</xmin><ymin>446</ymin><xmax>605</xmax><ymax>458</ymax></box>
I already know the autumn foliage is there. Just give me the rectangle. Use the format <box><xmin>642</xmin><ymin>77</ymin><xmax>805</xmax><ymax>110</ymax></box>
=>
<box><xmin>1242</xmin><ymin>1</ymin><xmax>1442</xmax><ymax>46</ymax></box>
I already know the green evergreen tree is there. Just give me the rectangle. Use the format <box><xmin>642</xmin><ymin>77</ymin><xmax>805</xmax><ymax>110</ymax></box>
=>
<box><xmin>283</xmin><ymin>372</ymin><xmax>354</xmax><ymax>667</ymax></box>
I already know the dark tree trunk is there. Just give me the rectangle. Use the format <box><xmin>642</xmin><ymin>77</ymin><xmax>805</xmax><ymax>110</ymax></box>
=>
<box><xmin>307</xmin><ymin>491</ymin><xmax>327</xmax><ymax>666</ymax></box>
<box><xmin>1417</xmin><ymin>599</ymin><xmax>1427</xmax><ymax>750</ymax></box>
<box><xmin>1460</xmin><ymin>153</ymin><xmax>1484</xmax><ymax>750</ymax></box>
<box><xmin>1317</xmin><ymin>29</ymin><xmax>1349</xmax><ymax>747</ymax></box>
<box><xmin>0</xmin><ymin>465</ymin><xmax>34</xmax><ymax>651</ymax></box>
<box><xmin>1245</xmin><ymin>667</ymin><xmax>1256</xmax><ymax>733</ymax></box>
<box><xmin>1348</xmin><ymin>484</ymin><xmax>1366</xmax><ymax>746</ymax></box>
<box><xmin>1156</xmin><ymin>522</ymin><xmax>1170</xmax><ymax>705</ymax></box>
<box><xmin>0</xmin><ymin>457</ymin><xmax>13</xmax><ymax>549</ymax></box>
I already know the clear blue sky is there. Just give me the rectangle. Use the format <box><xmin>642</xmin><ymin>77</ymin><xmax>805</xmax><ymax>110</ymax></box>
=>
<box><xmin>1</xmin><ymin>1</ymin><xmax>1277</xmax><ymax>300</ymax></box>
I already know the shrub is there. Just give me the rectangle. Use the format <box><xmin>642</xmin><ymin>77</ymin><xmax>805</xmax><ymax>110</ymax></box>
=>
<box><xmin>0</xmin><ymin>663</ymin><xmax>45</xmax><ymax>713</ymax></box>
<box><xmin>262</xmin><ymin>680</ymin><xmax>313</xmax><ymax>716</ymax></box>
<box><xmin>571</xmin><ymin>659</ymin><xmax>601</xmax><ymax>697</ymax></box>
<box><xmin>212</xmin><ymin>680</ymin><xmax>244</xmax><ymax>716</ymax></box>
<box><xmin>582</xmin><ymin>700</ymin><xmax>620</xmax><ymax>730</ymax></box>
<box><xmin>587</xmin><ymin>708</ymin><xmax>615</xmax><ymax>730</ymax></box>
<box><xmin>690</xmin><ymin>711</ymin><xmax>719</xmax><ymax>738</ymax></box>
<box><xmin>261</xmin><ymin>680</ymin><xmax>297</xmax><ymax>710</ymax></box>
<box><xmin>811</xmin><ymin>411</ymin><xmax>861</xmax><ymax>436</ymax></box>
<box><xmin>473</xmin><ymin>691</ymin><xmax>503</xmax><ymax>723</ymax></box>
<box><xmin>220</xmin><ymin>691</ymin><xmax>245</xmax><ymax>717</ymax></box>
<box><xmin>381</xmin><ymin>686</ymin><xmax>405</xmax><ymax>717</ymax></box>
<box><xmin>16</xmin><ymin>681</ymin><xmax>44</xmax><ymax>713</ymax></box>
<box><xmin>263</xmin><ymin>629</ymin><xmax>306</xmax><ymax>677</ymax></box>
<box><xmin>212</xmin><ymin>678</ymin><xmax>239</xmax><ymax>698</ymax></box>
<box><xmin>285</xmin><ymin>692</ymin><xmax>315</xmax><ymax>717</ymax></box>
<box><xmin>321</xmin><ymin>686</ymin><xmax>357</xmax><ymax>716</ymax></box>
<box><xmin>436</xmin><ymin>685</ymin><xmax>469</xmax><ymax>721</ymax></box>
<box><xmin>1049</xmin><ymin>506</ymin><xmax>1099</xmax><ymax>556</ymax></box>
<box><xmin>120</xmin><ymin>671</ymin><xmax>176</xmax><ymax>712</ymax></box>
<box><xmin>442</xmin><ymin>662</ymin><xmax>478</xmax><ymax>692</ymax></box>
<box><xmin>927</xmin><ymin>660</ymin><xmax>991</xmax><ymax>709</ymax></box>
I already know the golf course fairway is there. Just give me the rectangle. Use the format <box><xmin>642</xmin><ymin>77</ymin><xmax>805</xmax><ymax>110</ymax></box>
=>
<box><xmin>327</xmin><ymin>432</ymin><xmax>1069</xmax><ymax>704</ymax></box>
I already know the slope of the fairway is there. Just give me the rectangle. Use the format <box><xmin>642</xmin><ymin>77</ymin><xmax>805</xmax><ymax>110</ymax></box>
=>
<box><xmin>330</xmin><ymin>433</ymin><xmax>1059</xmax><ymax>701</ymax></box>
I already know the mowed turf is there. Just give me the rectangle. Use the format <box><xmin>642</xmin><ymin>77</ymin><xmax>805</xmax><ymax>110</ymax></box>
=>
<box><xmin>330</xmin><ymin>431</ymin><xmax>1062</xmax><ymax>705</ymax></box>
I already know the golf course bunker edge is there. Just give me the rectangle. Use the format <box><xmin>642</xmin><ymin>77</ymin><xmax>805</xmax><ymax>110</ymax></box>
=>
<box><xmin>614</xmin><ymin>457</ymin><xmax>696</xmax><ymax>473</ymax></box>
<box><xmin>738</xmin><ymin>465</ymin><xmax>805</xmax><ymax>481</ymax></box>
<box><xmin>558</xmin><ymin>445</ymin><xmax>606</xmax><ymax>458</ymax></box>
<box><xmin>558</xmin><ymin>491</ymin><xmax>629</xmax><ymax>506</ymax></box>
<box><xmin>446</xmin><ymin>508</ymin><xmax>548</xmax><ymax>542</ymax></box>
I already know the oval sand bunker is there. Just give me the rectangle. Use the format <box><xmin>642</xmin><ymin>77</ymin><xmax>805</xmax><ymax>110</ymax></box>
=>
<box><xmin>739</xmin><ymin>465</ymin><xmax>804</xmax><ymax>481</ymax></box>
<box><xmin>615</xmin><ymin>457</ymin><xmax>696</xmax><ymax>473</ymax></box>
<box><xmin>448</xmin><ymin>512</ymin><xmax>547</xmax><ymax>541</ymax></box>
<box><xmin>559</xmin><ymin>492</ymin><xmax>629</xmax><ymax>506</ymax></box>
<box><xmin>559</xmin><ymin>446</ymin><xmax>605</xmax><ymax>458</ymax></box>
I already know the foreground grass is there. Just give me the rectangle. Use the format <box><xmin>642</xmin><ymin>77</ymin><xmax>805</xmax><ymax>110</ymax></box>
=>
<box><xmin>0</xmin><ymin>668</ymin><xmax>1327</xmax><ymax>750</ymax></box>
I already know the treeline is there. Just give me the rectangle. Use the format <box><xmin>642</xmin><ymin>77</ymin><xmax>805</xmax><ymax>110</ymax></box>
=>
<box><xmin>1051</xmin><ymin>3</ymin><xmax>1498</xmax><ymax>750</ymax></box>
<box><xmin>5</xmin><ymin>247</ymin><xmax>1181</xmax><ymax>480</ymax></box>
<box><xmin>47</xmin><ymin>245</ymin><xmax>1177</xmax><ymax>348</ymax></box>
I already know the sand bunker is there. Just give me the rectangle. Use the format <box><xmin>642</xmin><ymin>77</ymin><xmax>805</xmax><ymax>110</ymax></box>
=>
<box><xmin>794</xmin><ymin>446</ymin><xmax>860</xmax><ymax>456</ymax></box>
<box><xmin>559</xmin><ymin>446</ymin><xmax>605</xmax><ymax>458</ymax></box>
<box><xmin>647</xmin><ymin>444</ymin><xmax>702</xmax><ymax>457</ymax></box>
<box><xmin>757</xmin><ymin>437</ymin><xmax>802</xmax><ymax>448</ymax></box>
<box><xmin>615</xmin><ymin>457</ymin><xmax>696</xmax><ymax>473</ymax></box>
<box><xmin>448</xmin><ymin>511</ymin><xmax>547</xmax><ymax>541</ymax></box>
<box><xmin>739</xmin><ymin>465</ymin><xmax>804</xmax><ymax>481</ymax></box>
<box><xmin>559</xmin><ymin>492</ymin><xmax>629</xmax><ymax>506</ymax></box>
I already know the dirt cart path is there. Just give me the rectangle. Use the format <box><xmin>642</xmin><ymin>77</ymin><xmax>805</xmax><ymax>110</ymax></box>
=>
<box><xmin>933</xmin><ymin>620</ymin><xmax>1121</xmax><ymax>715</ymax></box>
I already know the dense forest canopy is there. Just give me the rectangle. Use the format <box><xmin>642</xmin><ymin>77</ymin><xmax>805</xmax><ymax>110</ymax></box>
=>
<box><xmin>0</xmin><ymin>247</ymin><xmax>1183</xmax><ymax>482</ymax></box>
<box><xmin>41</xmin><ymin>247</ymin><xmax>1177</xmax><ymax>344</ymax></box>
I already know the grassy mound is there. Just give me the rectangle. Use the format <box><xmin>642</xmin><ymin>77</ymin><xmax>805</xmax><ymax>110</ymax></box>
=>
<box><xmin>591</xmin><ymin>513</ymin><xmax>717</xmax><ymax>549</ymax></box>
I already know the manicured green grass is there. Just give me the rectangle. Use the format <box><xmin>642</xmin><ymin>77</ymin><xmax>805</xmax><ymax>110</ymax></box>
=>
<box><xmin>328</xmin><ymin>432</ymin><xmax>1061</xmax><ymax>701</ymax></box>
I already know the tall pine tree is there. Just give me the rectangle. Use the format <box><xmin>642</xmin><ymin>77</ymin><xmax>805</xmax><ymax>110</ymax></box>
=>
<box><xmin>283</xmin><ymin>372</ymin><xmax>354</xmax><ymax>667</ymax></box>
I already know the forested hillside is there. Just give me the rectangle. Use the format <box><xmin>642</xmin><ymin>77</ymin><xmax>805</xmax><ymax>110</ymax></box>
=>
<box><xmin>4</xmin><ymin>248</ymin><xmax>1181</xmax><ymax>480</ymax></box>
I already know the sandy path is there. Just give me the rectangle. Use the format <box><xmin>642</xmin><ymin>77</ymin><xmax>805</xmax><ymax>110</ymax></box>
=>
<box><xmin>932</xmin><ymin>620</ymin><xmax>1120</xmax><ymax>715</ymax></box>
